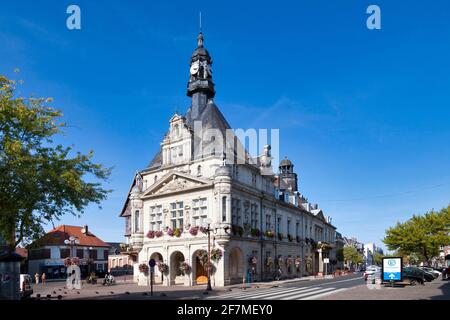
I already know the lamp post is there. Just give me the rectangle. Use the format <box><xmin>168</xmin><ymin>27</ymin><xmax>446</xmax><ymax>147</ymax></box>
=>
<box><xmin>202</xmin><ymin>218</ymin><xmax>213</xmax><ymax>291</ymax></box>
<box><xmin>64</xmin><ymin>236</ymin><xmax>80</xmax><ymax>258</ymax></box>
<box><xmin>88</xmin><ymin>247</ymin><xmax>93</xmax><ymax>276</ymax></box>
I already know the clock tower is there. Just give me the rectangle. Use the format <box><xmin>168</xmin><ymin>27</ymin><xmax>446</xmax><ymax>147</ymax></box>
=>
<box><xmin>187</xmin><ymin>32</ymin><xmax>216</xmax><ymax>118</ymax></box>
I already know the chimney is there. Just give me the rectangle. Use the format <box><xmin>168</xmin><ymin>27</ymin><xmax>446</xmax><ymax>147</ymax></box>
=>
<box><xmin>82</xmin><ymin>225</ymin><xmax>88</xmax><ymax>235</ymax></box>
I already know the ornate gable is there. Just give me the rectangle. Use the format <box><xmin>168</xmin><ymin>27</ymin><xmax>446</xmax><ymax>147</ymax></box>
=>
<box><xmin>142</xmin><ymin>172</ymin><xmax>211</xmax><ymax>197</ymax></box>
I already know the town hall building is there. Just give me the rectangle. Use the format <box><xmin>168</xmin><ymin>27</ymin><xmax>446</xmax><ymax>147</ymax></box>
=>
<box><xmin>119</xmin><ymin>32</ymin><xmax>338</xmax><ymax>287</ymax></box>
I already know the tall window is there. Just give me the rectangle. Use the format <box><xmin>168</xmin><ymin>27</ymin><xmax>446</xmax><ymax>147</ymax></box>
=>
<box><xmin>197</xmin><ymin>165</ymin><xmax>202</xmax><ymax>176</ymax></box>
<box><xmin>222</xmin><ymin>197</ymin><xmax>227</xmax><ymax>222</ymax></box>
<box><xmin>287</xmin><ymin>219</ymin><xmax>291</xmax><ymax>235</ymax></box>
<box><xmin>170</xmin><ymin>201</ymin><xmax>184</xmax><ymax>229</ymax></box>
<box><xmin>277</xmin><ymin>217</ymin><xmax>282</xmax><ymax>234</ymax></box>
<box><xmin>243</xmin><ymin>201</ymin><xmax>250</xmax><ymax>225</ymax></box>
<box><xmin>231</xmin><ymin>198</ymin><xmax>241</xmax><ymax>226</ymax></box>
<box><xmin>265</xmin><ymin>214</ymin><xmax>272</xmax><ymax>231</ymax></box>
<box><xmin>250</xmin><ymin>204</ymin><xmax>258</xmax><ymax>229</ymax></box>
<box><xmin>150</xmin><ymin>205</ymin><xmax>163</xmax><ymax>231</ymax></box>
<box><xmin>192</xmin><ymin>198</ymin><xmax>208</xmax><ymax>226</ymax></box>
<box><xmin>296</xmin><ymin>222</ymin><xmax>300</xmax><ymax>237</ymax></box>
<box><xmin>134</xmin><ymin>210</ymin><xmax>140</xmax><ymax>232</ymax></box>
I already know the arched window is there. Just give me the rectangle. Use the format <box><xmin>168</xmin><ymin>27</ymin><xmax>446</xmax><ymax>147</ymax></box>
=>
<box><xmin>222</xmin><ymin>196</ymin><xmax>227</xmax><ymax>222</ymax></box>
<box><xmin>174</xmin><ymin>124</ymin><xmax>179</xmax><ymax>136</ymax></box>
<box><xmin>154</xmin><ymin>175</ymin><xmax>158</xmax><ymax>183</ymax></box>
<box><xmin>134</xmin><ymin>210</ymin><xmax>140</xmax><ymax>232</ymax></box>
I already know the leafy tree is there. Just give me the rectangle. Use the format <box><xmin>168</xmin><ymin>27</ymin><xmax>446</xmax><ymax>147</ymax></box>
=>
<box><xmin>0</xmin><ymin>74</ymin><xmax>111</xmax><ymax>252</ymax></box>
<box><xmin>343</xmin><ymin>246</ymin><xmax>364</xmax><ymax>267</ymax></box>
<box><xmin>373</xmin><ymin>252</ymin><xmax>384</xmax><ymax>266</ymax></box>
<box><xmin>383</xmin><ymin>205</ymin><xmax>450</xmax><ymax>265</ymax></box>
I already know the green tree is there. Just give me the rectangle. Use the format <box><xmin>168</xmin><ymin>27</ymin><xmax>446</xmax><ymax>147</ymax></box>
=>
<box><xmin>343</xmin><ymin>246</ymin><xmax>364</xmax><ymax>267</ymax></box>
<box><xmin>373</xmin><ymin>252</ymin><xmax>384</xmax><ymax>266</ymax></box>
<box><xmin>0</xmin><ymin>74</ymin><xmax>111</xmax><ymax>251</ymax></box>
<box><xmin>383</xmin><ymin>206</ymin><xmax>450</xmax><ymax>265</ymax></box>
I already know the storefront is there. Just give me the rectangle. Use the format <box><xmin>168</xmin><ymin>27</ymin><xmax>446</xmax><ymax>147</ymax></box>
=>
<box><xmin>39</xmin><ymin>262</ymin><xmax>67</xmax><ymax>280</ymax></box>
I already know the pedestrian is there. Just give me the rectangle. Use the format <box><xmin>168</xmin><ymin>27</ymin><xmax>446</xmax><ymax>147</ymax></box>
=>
<box><xmin>41</xmin><ymin>273</ymin><xmax>46</xmax><ymax>284</ymax></box>
<box><xmin>34</xmin><ymin>272</ymin><xmax>40</xmax><ymax>285</ymax></box>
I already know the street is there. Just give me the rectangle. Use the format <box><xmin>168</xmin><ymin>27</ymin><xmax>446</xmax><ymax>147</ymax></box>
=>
<box><xmin>29</xmin><ymin>273</ymin><xmax>450</xmax><ymax>300</ymax></box>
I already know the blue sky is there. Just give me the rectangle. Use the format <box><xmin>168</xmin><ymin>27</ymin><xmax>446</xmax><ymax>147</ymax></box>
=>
<box><xmin>1</xmin><ymin>1</ymin><xmax>449</xmax><ymax>251</ymax></box>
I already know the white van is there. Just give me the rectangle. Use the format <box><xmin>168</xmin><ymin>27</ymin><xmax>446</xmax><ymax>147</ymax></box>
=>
<box><xmin>20</xmin><ymin>274</ymin><xmax>33</xmax><ymax>299</ymax></box>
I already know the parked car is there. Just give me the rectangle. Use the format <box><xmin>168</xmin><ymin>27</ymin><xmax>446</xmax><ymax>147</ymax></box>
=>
<box><xmin>19</xmin><ymin>274</ymin><xmax>33</xmax><ymax>299</ymax></box>
<box><xmin>419</xmin><ymin>267</ymin><xmax>441</xmax><ymax>278</ymax></box>
<box><xmin>364</xmin><ymin>266</ymin><xmax>381</xmax><ymax>283</ymax></box>
<box><xmin>404</xmin><ymin>266</ymin><xmax>435</xmax><ymax>283</ymax></box>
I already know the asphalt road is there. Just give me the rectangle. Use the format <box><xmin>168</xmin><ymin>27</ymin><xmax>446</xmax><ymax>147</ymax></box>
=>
<box><xmin>205</xmin><ymin>273</ymin><xmax>364</xmax><ymax>300</ymax></box>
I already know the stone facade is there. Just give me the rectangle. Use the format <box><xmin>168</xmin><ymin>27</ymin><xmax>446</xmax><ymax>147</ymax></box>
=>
<box><xmin>119</xmin><ymin>32</ymin><xmax>339</xmax><ymax>287</ymax></box>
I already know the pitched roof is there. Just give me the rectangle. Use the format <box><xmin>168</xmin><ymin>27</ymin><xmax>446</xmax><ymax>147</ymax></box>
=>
<box><xmin>15</xmin><ymin>247</ymin><xmax>28</xmax><ymax>258</ymax></box>
<box><xmin>30</xmin><ymin>225</ymin><xmax>109</xmax><ymax>248</ymax></box>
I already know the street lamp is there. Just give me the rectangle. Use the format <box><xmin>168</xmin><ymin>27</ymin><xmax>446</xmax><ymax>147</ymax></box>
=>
<box><xmin>202</xmin><ymin>218</ymin><xmax>213</xmax><ymax>291</ymax></box>
<box><xmin>64</xmin><ymin>236</ymin><xmax>80</xmax><ymax>258</ymax></box>
<box><xmin>88</xmin><ymin>247</ymin><xmax>93</xmax><ymax>275</ymax></box>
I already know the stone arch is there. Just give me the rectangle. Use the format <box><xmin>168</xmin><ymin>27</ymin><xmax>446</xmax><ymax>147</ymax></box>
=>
<box><xmin>149</xmin><ymin>252</ymin><xmax>164</xmax><ymax>284</ymax></box>
<box><xmin>169</xmin><ymin>251</ymin><xmax>185</xmax><ymax>285</ymax></box>
<box><xmin>192</xmin><ymin>249</ymin><xmax>208</xmax><ymax>285</ymax></box>
<box><xmin>228</xmin><ymin>247</ymin><xmax>244</xmax><ymax>284</ymax></box>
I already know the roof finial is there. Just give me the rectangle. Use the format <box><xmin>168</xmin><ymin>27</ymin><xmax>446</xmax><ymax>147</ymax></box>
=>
<box><xmin>199</xmin><ymin>11</ymin><xmax>202</xmax><ymax>33</ymax></box>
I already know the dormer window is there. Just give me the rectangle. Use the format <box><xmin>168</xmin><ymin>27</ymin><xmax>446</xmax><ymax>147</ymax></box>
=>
<box><xmin>174</xmin><ymin>124</ymin><xmax>180</xmax><ymax>137</ymax></box>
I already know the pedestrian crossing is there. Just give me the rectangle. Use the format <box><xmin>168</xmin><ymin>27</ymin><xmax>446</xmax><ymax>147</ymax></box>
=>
<box><xmin>206</xmin><ymin>285</ymin><xmax>347</xmax><ymax>300</ymax></box>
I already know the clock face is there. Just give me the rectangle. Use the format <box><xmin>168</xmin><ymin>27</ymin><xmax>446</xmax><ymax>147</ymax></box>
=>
<box><xmin>190</xmin><ymin>60</ymin><xmax>199</xmax><ymax>75</ymax></box>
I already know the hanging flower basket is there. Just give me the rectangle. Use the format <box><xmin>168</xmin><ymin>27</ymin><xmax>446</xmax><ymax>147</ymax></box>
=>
<box><xmin>296</xmin><ymin>236</ymin><xmax>301</xmax><ymax>243</ymax></box>
<box><xmin>146</xmin><ymin>231</ymin><xmax>155</xmax><ymax>239</ymax></box>
<box><xmin>278</xmin><ymin>256</ymin><xmax>284</xmax><ymax>267</ymax></box>
<box><xmin>288</xmin><ymin>234</ymin><xmax>294</xmax><ymax>242</ymax></box>
<box><xmin>63</xmin><ymin>258</ymin><xmax>72</xmax><ymax>267</ymax></box>
<box><xmin>249</xmin><ymin>256</ymin><xmax>257</xmax><ymax>266</ymax></box>
<box><xmin>139</xmin><ymin>263</ymin><xmax>149</xmax><ymax>274</ymax></box>
<box><xmin>155</xmin><ymin>230</ymin><xmax>163</xmax><ymax>238</ymax></box>
<box><xmin>266</xmin><ymin>256</ymin><xmax>273</xmax><ymax>267</ymax></box>
<box><xmin>295</xmin><ymin>257</ymin><xmax>301</xmax><ymax>267</ymax></box>
<box><xmin>286</xmin><ymin>256</ymin><xmax>294</xmax><ymax>266</ymax></box>
<box><xmin>189</xmin><ymin>226</ymin><xmax>199</xmax><ymax>236</ymax></box>
<box><xmin>180</xmin><ymin>262</ymin><xmax>191</xmax><ymax>274</ymax></box>
<box><xmin>157</xmin><ymin>262</ymin><xmax>169</xmax><ymax>274</ymax></box>
<box><xmin>211</xmin><ymin>248</ymin><xmax>223</xmax><ymax>263</ymax></box>
<box><xmin>204</xmin><ymin>262</ymin><xmax>216</xmax><ymax>274</ymax></box>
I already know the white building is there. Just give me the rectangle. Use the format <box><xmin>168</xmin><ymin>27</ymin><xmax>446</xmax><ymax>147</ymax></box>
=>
<box><xmin>119</xmin><ymin>32</ymin><xmax>339</xmax><ymax>287</ymax></box>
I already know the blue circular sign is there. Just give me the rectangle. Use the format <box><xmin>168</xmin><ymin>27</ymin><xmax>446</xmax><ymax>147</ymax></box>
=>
<box><xmin>149</xmin><ymin>259</ymin><xmax>156</xmax><ymax>267</ymax></box>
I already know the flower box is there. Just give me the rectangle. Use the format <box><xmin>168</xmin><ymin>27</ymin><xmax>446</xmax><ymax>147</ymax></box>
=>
<box><xmin>265</xmin><ymin>230</ymin><xmax>275</xmax><ymax>238</ymax></box>
<box><xmin>146</xmin><ymin>231</ymin><xmax>155</xmax><ymax>239</ymax></box>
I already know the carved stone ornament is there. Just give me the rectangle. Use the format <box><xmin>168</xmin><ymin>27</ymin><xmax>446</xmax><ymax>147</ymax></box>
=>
<box><xmin>154</xmin><ymin>175</ymin><xmax>200</xmax><ymax>194</ymax></box>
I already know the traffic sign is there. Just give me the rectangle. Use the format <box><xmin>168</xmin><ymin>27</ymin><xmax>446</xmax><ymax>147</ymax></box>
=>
<box><xmin>323</xmin><ymin>258</ymin><xmax>329</xmax><ymax>264</ymax></box>
<box><xmin>382</xmin><ymin>257</ymin><xmax>402</xmax><ymax>282</ymax></box>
